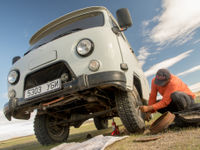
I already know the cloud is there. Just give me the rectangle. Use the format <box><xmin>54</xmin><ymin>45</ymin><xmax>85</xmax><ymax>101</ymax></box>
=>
<box><xmin>148</xmin><ymin>0</ymin><xmax>200</xmax><ymax>45</ymax></box>
<box><xmin>142</xmin><ymin>16</ymin><xmax>159</xmax><ymax>37</ymax></box>
<box><xmin>189</xmin><ymin>82</ymin><xmax>200</xmax><ymax>92</ymax></box>
<box><xmin>177</xmin><ymin>65</ymin><xmax>200</xmax><ymax>76</ymax></box>
<box><xmin>137</xmin><ymin>47</ymin><xmax>150</xmax><ymax>67</ymax></box>
<box><xmin>142</xmin><ymin>20</ymin><xmax>150</xmax><ymax>27</ymax></box>
<box><xmin>144</xmin><ymin>49</ymin><xmax>193</xmax><ymax>77</ymax></box>
<box><xmin>174</xmin><ymin>32</ymin><xmax>195</xmax><ymax>46</ymax></box>
<box><xmin>0</xmin><ymin>110</ymin><xmax>35</xmax><ymax>141</ymax></box>
<box><xmin>193</xmin><ymin>38</ymin><xmax>200</xmax><ymax>44</ymax></box>
<box><xmin>142</xmin><ymin>16</ymin><xmax>160</xmax><ymax>28</ymax></box>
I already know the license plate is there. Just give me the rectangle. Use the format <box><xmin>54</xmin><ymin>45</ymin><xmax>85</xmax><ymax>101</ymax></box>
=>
<box><xmin>24</xmin><ymin>79</ymin><xmax>61</xmax><ymax>99</ymax></box>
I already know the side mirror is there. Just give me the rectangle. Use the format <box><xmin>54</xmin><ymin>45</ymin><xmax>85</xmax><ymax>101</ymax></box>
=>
<box><xmin>12</xmin><ymin>56</ymin><xmax>21</xmax><ymax>65</ymax></box>
<box><xmin>116</xmin><ymin>8</ymin><xmax>133</xmax><ymax>30</ymax></box>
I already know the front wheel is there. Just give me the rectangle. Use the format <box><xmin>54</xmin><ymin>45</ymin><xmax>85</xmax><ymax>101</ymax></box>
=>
<box><xmin>115</xmin><ymin>87</ymin><xmax>145</xmax><ymax>133</ymax></box>
<box><xmin>34</xmin><ymin>114</ymin><xmax>69</xmax><ymax>145</ymax></box>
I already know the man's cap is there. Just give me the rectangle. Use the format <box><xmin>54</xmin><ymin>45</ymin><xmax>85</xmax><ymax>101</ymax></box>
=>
<box><xmin>154</xmin><ymin>69</ymin><xmax>171</xmax><ymax>86</ymax></box>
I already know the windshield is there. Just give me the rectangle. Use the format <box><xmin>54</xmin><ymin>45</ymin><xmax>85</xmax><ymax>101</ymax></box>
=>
<box><xmin>26</xmin><ymin>12</ymin><xmax>104</xmax><ymax>54</ymax></box>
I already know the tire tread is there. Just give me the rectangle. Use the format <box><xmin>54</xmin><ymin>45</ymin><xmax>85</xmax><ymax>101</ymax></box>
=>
<box><xmin>115</xmin><ymin>87</ymin><xmax>145</xmax><ymax>133</ymax></box>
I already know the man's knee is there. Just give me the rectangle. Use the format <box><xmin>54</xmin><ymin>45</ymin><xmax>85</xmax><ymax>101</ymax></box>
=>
<box><xmin>170</xmin><ymin>91</ymin><xmax>183</xmax><ymax>100</ymax></box>
<box><xmin>170</xmin><ymin>91</ymin><xmax>191</xmax><ymax>110</ymax></box>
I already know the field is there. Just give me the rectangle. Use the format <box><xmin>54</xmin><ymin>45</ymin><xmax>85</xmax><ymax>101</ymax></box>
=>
<box><xmin>0</xmin><ymin>119</ymin><xmax>122</xmax><ymax>150</ymax></box>
<box><xmin>0</xmin><ymin>98</ymin><xmax>200</xmax><ymax>150</ymax></box>
<box><xmin>0</xmin><ymin>116</ymin><xmax>200</xmax><ymax>150</ymax></box>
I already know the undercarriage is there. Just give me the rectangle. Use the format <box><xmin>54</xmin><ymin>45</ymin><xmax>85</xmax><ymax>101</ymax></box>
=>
<box><xmin>36</xmin><ymin>87</ymin><xmax>118</xmax><ymax>127</ymax></box>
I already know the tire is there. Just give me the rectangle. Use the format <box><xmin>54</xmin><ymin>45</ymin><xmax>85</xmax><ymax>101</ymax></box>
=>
<box><xmin>174</xmin><ymin>115</ymin><xmax>188</xmax><ymax>127</ymax></box>
<box><xmin>34</xmin><ymin>114</ymin><xmax>69</xmax><ymax>145</ymax></box>
<box><xmin>94</xmin><ymin>117</ymin><xmax>108</xmax><ymax>130</ymax></box>
<box><xmin>174</xmin><ymin>115</ymin><xmax>200</xmax><ymax>127</ymax></box>
<box><xmin>115</xmin><ymin>87</ymin><xmax>145</xmax><ymax>133</ymax></box>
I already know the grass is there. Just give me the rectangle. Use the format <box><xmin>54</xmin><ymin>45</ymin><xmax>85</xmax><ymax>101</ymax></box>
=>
<box><xmin>0</xmin><ymin>118</ymin><xmax>123</xmax><ymax>150</ymax></box>
<box><xmin>105</xmin><ymin>98</ymin><xmax>200</xmax><ymax>150</ymax></box>
<box><xmin>105</xmin><ymin>127</ymin><xmax>200</xmax><ymax>150</ymax></box>
<box><xmin>0</xmin><ymin>98</ymin><xmax>199</xmax><ymax>150</ymax></box>
<box><xmin>0</xmin><ymin>115</ymin><xmax>158</xmax><ymax>150</ymax></box>
<box><xmin>1</xmin><ymin>115</ymin><xmax>199</xmax><ymax>150</ymax></box>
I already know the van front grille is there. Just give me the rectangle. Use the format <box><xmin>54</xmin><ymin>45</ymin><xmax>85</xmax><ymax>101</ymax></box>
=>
<box><xmin>24</xmin><ymin>62</ymin><xmax>72</xmax><ymax>90</ymax></box>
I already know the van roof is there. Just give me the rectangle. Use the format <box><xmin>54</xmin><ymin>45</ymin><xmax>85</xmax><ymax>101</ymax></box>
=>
<box><xmin>29</xmin><ymin>6</ymin><xmax>109</xmax><ymax>45</ymax></box>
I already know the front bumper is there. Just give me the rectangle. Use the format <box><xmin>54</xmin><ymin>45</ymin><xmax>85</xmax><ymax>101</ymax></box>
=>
<box><xmin>4</xmin><ymin>71</ymin><xmax>126</xmax><ymax>121</ymax></box>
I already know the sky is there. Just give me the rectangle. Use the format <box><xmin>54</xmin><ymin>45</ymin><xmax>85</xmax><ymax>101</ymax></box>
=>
<box><xmin>0</xmin><ymin>0</ymin><xmax>200</xmax><ymax>141</ymax></box>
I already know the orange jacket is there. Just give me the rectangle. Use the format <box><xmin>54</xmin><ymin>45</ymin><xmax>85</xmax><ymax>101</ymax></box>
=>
<box><xmin>148</xmin><ymin>74</ymin><xmax>195</xmax><ymax>111</ymax></box>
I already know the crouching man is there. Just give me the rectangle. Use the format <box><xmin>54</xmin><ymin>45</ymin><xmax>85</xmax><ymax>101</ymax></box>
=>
<box><xmin>140</xmin><ymin>68</ymin><xmax>196</xmax><ymax>121</ymax></box>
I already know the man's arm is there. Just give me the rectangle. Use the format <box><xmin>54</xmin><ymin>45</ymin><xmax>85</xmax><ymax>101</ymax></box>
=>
<box><xmin>151</xmin><ymin>84</ymin><xmax>177</xmax><ymax>111</ymax></box>
<box><xmin>152</xmin><ymin>86</ymin><xmax>176</xmax><ymax>111</ymax></box>
<box><xmin>139</xmin><ymin>79</ymin><xmax>157</xmax><ymax>114</ymax></box>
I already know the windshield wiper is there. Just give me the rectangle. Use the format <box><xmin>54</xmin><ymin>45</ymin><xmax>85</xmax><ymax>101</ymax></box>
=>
<box><xmin>51</xmin><ymin>28</ymin><xmax>83</xmax><ymax>41</ymax></box>
<box><xmin>24</xmin><ymin>42</ymin><xmax>48</xmax><ymax>55</ymax></box>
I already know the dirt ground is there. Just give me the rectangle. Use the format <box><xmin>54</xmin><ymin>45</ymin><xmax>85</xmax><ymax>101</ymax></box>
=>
<box><xmin>106</xmin><ymin>126</ymin><xmax>200</xmax><ymax>150</ymax></box>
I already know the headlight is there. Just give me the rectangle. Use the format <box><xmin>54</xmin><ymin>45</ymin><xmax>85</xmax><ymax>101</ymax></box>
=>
<box><xmin>8</xmin><ymin>70</ymin><xmax>19</xmax><ymax>84</ymax></box>
<box><xmin>76</xmin><ymin>39</ymin><xmax>94</xmax><ymax>56</ymax></box>
<box><xmin>8</xmin><ymin>89</ymin><xmax>16</xmax><ymax>99</ymax></box>
<box><xmin>88</xmin><ymin>60</ymin><xmax>100</xmax><ymax>72</ymax></box>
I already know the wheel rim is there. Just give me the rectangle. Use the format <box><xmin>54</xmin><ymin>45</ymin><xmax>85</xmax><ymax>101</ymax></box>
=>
<box><xmin>131</xmin><ymin>91</ymin><xmax>145</xmax><ymax>122</ymax></box>
<box><xmin>46</xmin><ymin>116</ymin><xmax>66</xmax><ymax>139</ymax></box>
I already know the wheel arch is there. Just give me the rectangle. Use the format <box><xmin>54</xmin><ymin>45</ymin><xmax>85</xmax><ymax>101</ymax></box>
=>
<box><xmin>133</xmin><ymin>75</ymin><xmax>143</xmax><ymax>99</ymax></box>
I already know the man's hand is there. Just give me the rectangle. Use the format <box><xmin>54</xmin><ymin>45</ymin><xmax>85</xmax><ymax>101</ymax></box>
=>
<box><xmin>144</xmin><ymin>112</ymin><xmax>152</xmax><ymax>122</ymax></box>
<box><xmin>139</xmin><ymin>105</ymin><xmax>154</xmax><ymax>113</ymax></box>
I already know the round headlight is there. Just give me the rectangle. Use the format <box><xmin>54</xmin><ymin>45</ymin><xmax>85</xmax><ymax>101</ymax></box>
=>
<box><xmin>88</xmin><ymin>60</ymin><xmax>100</xmax><ymax>72</ymax></box>
<box><xmin>8</xmin><ymin>89</ymin><xmax>16</xmax><ymax>99</ymax></box>
<box><xmin>76</xmin><ymin>39</ymin><xmax>94</xmax><ymax>56</ymax></box>
<box><xmin>8</xmin><ymin>70</ymin><xmax>19</xmax><ymax>84</ymax></box>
